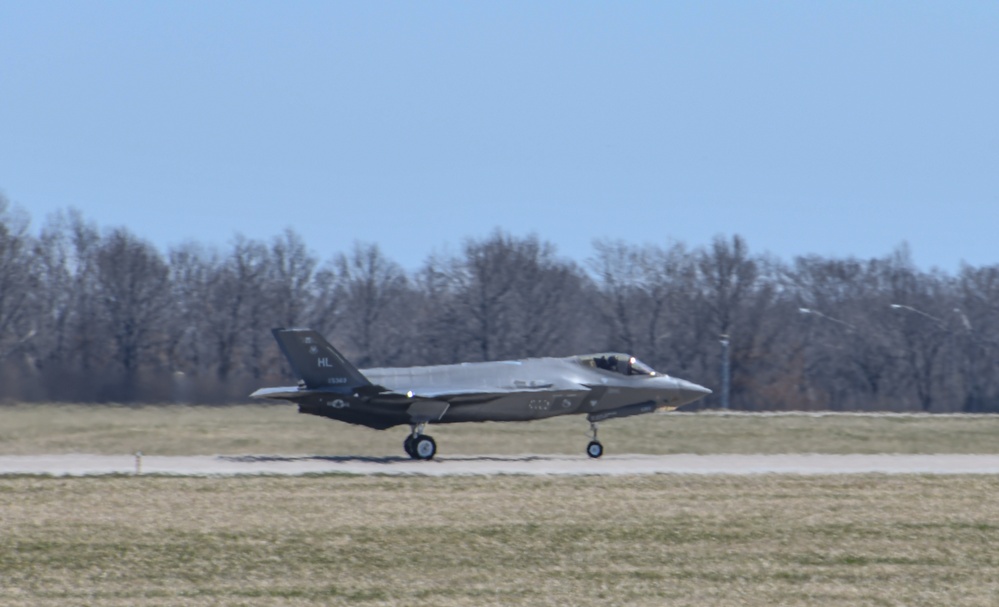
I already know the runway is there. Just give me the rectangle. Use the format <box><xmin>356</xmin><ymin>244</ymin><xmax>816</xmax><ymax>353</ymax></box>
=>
<box><xmin>6</xmin><ymin>453</ymin><xmax>999</xmax><ymax>476</ymax></box>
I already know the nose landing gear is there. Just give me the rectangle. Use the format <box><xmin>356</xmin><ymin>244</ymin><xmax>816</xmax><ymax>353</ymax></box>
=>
<box><xmin>586</xmin><ymin>421</ymin><xmax>604</xmax><ymax>458</ymax></box>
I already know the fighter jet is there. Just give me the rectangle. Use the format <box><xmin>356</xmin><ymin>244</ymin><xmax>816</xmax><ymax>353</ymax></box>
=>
<box><xmin>251</xmin><ymin>328</ymin><xmax>711</xmax><ymax>460</ymax></box>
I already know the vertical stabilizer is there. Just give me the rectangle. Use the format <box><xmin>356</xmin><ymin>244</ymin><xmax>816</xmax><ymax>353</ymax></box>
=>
<box><xmin>271</xmin><ymin>328</ymin><xmax>372</xmax><ymax>390</ymax></box>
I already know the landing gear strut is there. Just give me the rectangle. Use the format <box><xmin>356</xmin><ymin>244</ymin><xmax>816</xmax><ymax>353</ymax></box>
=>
<box><xmin>404</xmin><ymin>423</ymin><xmax>437</xmax><ymax>460</ymax></box>
<box><xmin>586</xmin><ymin>421</ymin><xmax>604</xmax><ymax>458</ymax></box>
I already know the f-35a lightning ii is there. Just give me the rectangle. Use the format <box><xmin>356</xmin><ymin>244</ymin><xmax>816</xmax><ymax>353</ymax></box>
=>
<box><xmin>251</xmin><ymin>328</ymin><xmax>711</xmax><ymax>460</ymax></box>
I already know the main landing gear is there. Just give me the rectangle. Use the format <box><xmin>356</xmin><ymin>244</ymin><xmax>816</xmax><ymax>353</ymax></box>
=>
<box><xmin>404</xmin><ymin>423</ymin><xmax>437</xmax><ymax>460</ymax></box>
<box><xmin>586</xmin><ymin>421</ymin><xmax>604</xmax><ymax>459</ymax></box>
<box><xmin>403</xmin><ymin>421</ymin><xmax>604</xmax><ymax>460</ymax></box>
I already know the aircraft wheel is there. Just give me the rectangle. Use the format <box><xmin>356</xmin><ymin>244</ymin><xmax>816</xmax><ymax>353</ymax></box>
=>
<box><xmin>403</xmin><ymin>436</ymin><xmax>416</xmax><ymax>459</ymax></box>
<box><xmin>413</xmin><ymin>435</ymin><xmax>437</xmax><ymax>460</ymax></box>
<box><xmin>586</xmin><ymin>441</ymin><xmax>604</xmax><ymax>459</ymax></box>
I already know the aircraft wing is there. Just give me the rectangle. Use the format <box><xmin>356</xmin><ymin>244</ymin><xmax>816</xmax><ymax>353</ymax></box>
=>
<box><xmin>251</xmin><ymin>385</ymin><xmax>501</xmax><ymax>406</ymax></box>
<box><xmin>250</xmin><ymin>386</ymin><xmax>305</xmax><ymax>400</ymax></box>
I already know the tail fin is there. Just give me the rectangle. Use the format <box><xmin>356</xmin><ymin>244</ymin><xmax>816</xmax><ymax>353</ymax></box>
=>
<box><xmin>271</xmin><ymin>328</ymin><xmax>372</xmax><ymax>391</ymax></box>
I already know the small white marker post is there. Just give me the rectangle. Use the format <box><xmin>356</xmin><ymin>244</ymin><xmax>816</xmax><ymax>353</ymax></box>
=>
<box><xmin>135</xmin><ymin>451</ymin><xmax>142</xmax><ymax>476</ymax></box>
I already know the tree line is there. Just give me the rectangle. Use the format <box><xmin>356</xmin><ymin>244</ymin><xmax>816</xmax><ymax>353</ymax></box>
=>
<box><xmin>2</xmin><ymin>197</ymin><xmax>998</xmax><ymax>411</ymax></box>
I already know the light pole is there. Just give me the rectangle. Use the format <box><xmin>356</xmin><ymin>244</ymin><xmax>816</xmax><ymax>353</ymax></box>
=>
<box><xmin>890</xmin><ymin>304</ymin><xmax>982</xmax><ymax>339</ymax></box>
<box><xmin>719</xmin><ymin>334</ymin><xmax>730</xmax><ymax>410</ymax></box>
<box><xmin>798</xmin><ymin>307</ymin><xmax>855</xmax><ymax>331</ymax></box>
<box><xmin>797</xmin><ymin>307</ymin><xmax>855</xmax><ymax>407</ymax></box>
<box><xmin>889</xmin><ymin>304</ymin><xmax>947</xmax><ymax>330</ymax></box>
<box><xmin>890</xmin><ymin>303</ymin><xmax>986</xmax><ymax>412</ymax></box>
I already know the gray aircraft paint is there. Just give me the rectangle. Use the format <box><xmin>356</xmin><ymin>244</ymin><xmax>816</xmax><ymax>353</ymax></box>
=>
<box><xmin>252</xmin><ymin>328</ymin><xmax>711</xmax><ymax>458</ymax></box>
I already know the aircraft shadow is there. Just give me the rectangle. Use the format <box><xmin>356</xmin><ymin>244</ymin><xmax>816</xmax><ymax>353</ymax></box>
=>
<box><xmin>219</xmin><ymin>454</ymin><xmax>560</xmax><ymax>465</ymax></box>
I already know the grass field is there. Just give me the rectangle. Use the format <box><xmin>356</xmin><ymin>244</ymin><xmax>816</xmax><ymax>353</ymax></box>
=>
<box><xmin>3</xmin><ymin>474</ymin><xmax>999</xmax><ymax>606</ymax></box>
<box><xmin>3</xmin><ymin>403</ymin><xmax>999</xmax><ymax>456</ymax></box>
<box><xmin>5</xmin><ymin>405</ymin><xmax>999</xmax><ymax>605</ymax></box>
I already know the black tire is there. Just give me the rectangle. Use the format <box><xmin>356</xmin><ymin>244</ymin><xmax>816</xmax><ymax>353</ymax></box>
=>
<box><xmin>404</xmin><ymin>436</ymin><xmax>416</xmax><ymax>459</ymax></box>
<box><xmin>413</xmin><ymin>435</ymin><xmax>437</xmax><ymax>460</ymax></box>
<box><xmin>586</xmin><ymin>441</ymin><xmax>604</xmax><ymax>459</ymax></box>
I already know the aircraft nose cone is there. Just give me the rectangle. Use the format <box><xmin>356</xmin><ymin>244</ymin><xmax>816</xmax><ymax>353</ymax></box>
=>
<box><xmin>674</xmin><ymin>378</ymin><xmax>712</xmax><ymax>404</ymax></box>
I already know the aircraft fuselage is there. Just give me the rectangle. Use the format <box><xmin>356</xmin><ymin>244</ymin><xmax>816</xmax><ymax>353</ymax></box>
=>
<box><xmin>252</xmin><ymin>328</ymin><xmax>711</xmax><ymax>458</ymax></box>
<box><xmin>289</xmin><ymin>356</ymin><xmax>710</xmax><ymax>428</ymax></box>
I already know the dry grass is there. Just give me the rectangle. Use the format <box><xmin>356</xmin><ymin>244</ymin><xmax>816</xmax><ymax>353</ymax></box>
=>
<box><xmin>3</xmin><ymin>474</ymin><xmax>999</xmax><ymax>606</ymax></box>
<box><xmin>5</xmin><ymin>405</ymin><xmax>999</xmax><ymax>605</ymax></box>
<box><xmin>2</xmin><ymin>403</ymin><xmax>999</xmax><ymax>456</ymax></box>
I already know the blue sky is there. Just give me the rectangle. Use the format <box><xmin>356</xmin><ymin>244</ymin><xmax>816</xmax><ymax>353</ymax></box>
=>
<box><xmin>2</xmin><ymin>2</ymin><xmax>997</xmax><ymax>271</ymax></box>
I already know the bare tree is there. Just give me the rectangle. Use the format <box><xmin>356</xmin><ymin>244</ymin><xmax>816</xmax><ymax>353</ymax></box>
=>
<box><xmin>267</xmin><ymin>229</ymin><xmax>318</xmax><ymax>328</ymax></box>
<box><xmin>206</xmin><ymin>235</ymin><xmax>269</xmax><ymax>383</ymax></box>
<box><xmin>321</xmin><ymin>242</ymin><xmax>411</xmax><ymax>367</ymax></box>
<box><xmin>0</xmin><ymin>198</ymin><xmax>39</xmax><ymax>399</ymax></box>
<box><xmin>694</xmin><ymin>235</ymin><xmax>780</xmax><ymax>408</ymax></box>
<box><xmin>956</xmin><ymin>264</ymin><xmax>999</xmax><ymax>411</ymax></box>
<box><xmin>448</xmin><ymin>232</ymin><xmax>523</xmax><ymax>361</ymax></box>
<box><xmin>24</xmin><ymin>210</ymin><xmax>112</xmax><ymax>401</ymax></box>
<box><xmin>880</xmin><ymin>247</ymin><xmax>953</xmax><ymax>411</ymax></box>
<box><xmin>420</xmin><ymin>231</ymin><xmax>585</xmax><ymax>363</ymax></box>
<box><xmin>788</xmin><ymin>256</ymin><xmax>898</xmax><ymax>409</ymax></box>
<box><xmin>589</xmin><ymin>240</ymin><xmax>701</xmax><ymax>372</ymax></box>
<box><xmin>164</xmin><ymin>241</ymin><xmax>219</xmax><ymax>401</ymax></box>
<box><xmin>11</xmin><ymin>198</ymin><xmax>999</xmax><ymax>411</ymax></box>
<box><xmin>0</xmin><ymin>198</ymin><xmax>36</xmax><ymax>361</ymax></box>
<box><xmin>93</xmin><ymin>228</ymin><xmax>172</xmax><ymax>399</ymax></box>
<box><xmin>589</xmin><ymin>240</ymin><xmax>646</xmax><ymax>355</ymax></box>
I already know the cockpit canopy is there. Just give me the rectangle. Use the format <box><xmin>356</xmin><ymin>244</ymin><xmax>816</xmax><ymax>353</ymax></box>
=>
<box><xmin>574</xmin><ymin>353</ymin><xmax>660</xmax><ymax>377</ymax></box>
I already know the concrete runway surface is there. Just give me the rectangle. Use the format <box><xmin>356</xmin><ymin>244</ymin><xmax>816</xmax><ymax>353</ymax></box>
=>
<box><xmin>5</xmin><ymin>453</ymin><xmax>999</xmax><ymax>476</ymax></box>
